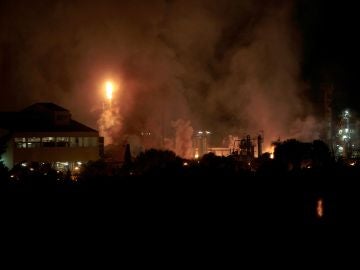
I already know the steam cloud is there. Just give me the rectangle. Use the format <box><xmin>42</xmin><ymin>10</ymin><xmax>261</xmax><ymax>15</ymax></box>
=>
<box><xmin>0</xmin><ymin>0</ymin><xmax>320</xmax><ymax>157</ymax></box>
<box><xmin>172</xmin><ymin>119</ymin><xmax>194</xmax><ymax>159</ymax></box>
<box><xmin>97</xmin><ymin>104</ymin><xmax>122</xmax><ymax>146</ymax></box>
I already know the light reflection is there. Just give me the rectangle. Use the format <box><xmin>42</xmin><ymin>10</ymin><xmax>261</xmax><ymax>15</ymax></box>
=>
<box><xmin>317</xmin><ymin>198</ymin><xmax>324</xmax><ymax>218</ymax></box>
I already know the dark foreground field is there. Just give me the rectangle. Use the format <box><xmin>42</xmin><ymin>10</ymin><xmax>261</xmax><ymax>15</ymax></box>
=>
<box><xmin>2</xmin><ymin>174</ymin><xmax>359</xmax><ymax>227</ymax></box>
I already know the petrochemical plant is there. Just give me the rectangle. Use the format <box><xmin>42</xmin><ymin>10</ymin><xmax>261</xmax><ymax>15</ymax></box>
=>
<box><xmin>193</xmin><ymin>130</ymin><xmax>264</xmax><ymax>161</ymax></box>
<box><xmin>323</xmin><ymin>83</ymin><xmax>360</xmax><ymax>160</ymax></box>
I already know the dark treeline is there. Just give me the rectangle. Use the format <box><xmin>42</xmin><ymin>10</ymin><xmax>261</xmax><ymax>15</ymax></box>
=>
<box><xmin>1</xmin><ymin>139</ymin><xmax>360</xmax><ymax>225</ymax></box>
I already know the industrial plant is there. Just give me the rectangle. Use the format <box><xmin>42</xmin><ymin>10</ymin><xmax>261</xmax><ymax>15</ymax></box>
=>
<box><xmin>322</xmin><ymin>84</ymin><xmax>360</xmax><ymax>160</ymax></box>
<box><xmin>1</xmin><ymin>82</ymin><xmax>360</xmax><ymax>173</ymax></box>
<box><xmin>193</xmin><ymin>130</ymin><xmax>264</xmax><ymax>161</ymax></box>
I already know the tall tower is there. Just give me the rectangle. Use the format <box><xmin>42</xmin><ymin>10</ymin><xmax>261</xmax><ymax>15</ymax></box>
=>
<box><xmin>257</xmin><ymin>134</ymin><xmax>263</xmax><ymax>158</ymax></box>
<box><xmin>194</xmin><ymin>131</ymin><xmax>210</xmax><ymax>157</ymax></box>
<box><xmin>341</xmin><ymin>109</ymin><xmax>352</xmax><ymax>158</ymax></box>
<box><xmin>334</xmin><ymin>109</ymin><xmax>354</xmax><ymax>159</ymax></box>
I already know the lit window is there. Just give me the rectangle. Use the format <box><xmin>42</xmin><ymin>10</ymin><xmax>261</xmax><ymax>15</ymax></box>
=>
<box><xmin>42</xmin><ymin>137</ymin><xmax>55</xmax><ymax>147</ymax></box>
<box><xmin>78</xmin><ymin>137</ymin><xmax>83</xmax><ymax>147</ymax></box>
<box><xmin>70</xmin><ymin>137</ymin><xmax>77</xmax><ymax>147</ymax></box>
<box><xmin>83</xmin><ymin>137</ymin><xmax>98</xmax><ymax>147</ymax></box>
<box><xmin>83</xmin><ymin>137</ymin><xmax>90</xmax><ymax>147</ymax></box>
<box><xmin>56</xmin><ymin>137</ymin><xmax>69</xmax><ymax>147</ymax></box>
<box><xmin>14</xmin><ymin>137</ymin><xmax>26</xmax><ymax>148</ymax></box>
<box><xmin>27</xmin><ymin>137</ymin><xmax>41</xmax><ymax>148</ymax></box>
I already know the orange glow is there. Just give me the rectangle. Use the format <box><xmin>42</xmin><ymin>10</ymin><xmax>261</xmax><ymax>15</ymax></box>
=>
<box><xmin>105</xmin><ymin>81</ymin><xmax>114</xmax><ymax>101</ymax></box>
<box><xmin>316</xmin><ymin>198</ymin><xmax>324</xmax><ymax>218</ymax></box>
<box><xmin>265</xmin><ymin>146</ymin><xmax>275</xmax><ymax>159</ymax></box>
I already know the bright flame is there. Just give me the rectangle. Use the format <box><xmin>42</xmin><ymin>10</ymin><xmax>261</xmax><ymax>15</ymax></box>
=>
<box><xmin>316</xmin><ymin>198</ymin><xmax>324</xmax><ymax>218</ymax></box>
<box><xmin>265</xmin><ymin>146</ymin><xmax>275</xmax><ymax>159</ymax></box>
<box><xmin>105</xmin><ymin>81</ymin><xmax>114</xmax><ymax>101</ymax></box>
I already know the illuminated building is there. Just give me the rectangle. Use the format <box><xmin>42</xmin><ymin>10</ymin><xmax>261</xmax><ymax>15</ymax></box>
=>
<box><xmin>335</xmin><ymin>109</ymin><xmax>357</xmax><ymax>159</ymax></box>
<box><xmin>193</xmin><ymin>130</ymin><xmax>211</xmax><ymax>158</ymax></box>
<box><xmin>0</xmin><ymin>103</ymin><xmax>102</xmax><ymax>171</ymax></box>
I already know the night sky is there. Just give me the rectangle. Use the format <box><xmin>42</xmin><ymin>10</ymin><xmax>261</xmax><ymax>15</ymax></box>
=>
<box><xmin>1</xmin><ymin>0</ymin><xmax>359</xmax><ymax>148</ymax></box>
<box><xmin>296</xmin><ymin>0</ymin><xmax>360</xmax><ymax>113</ymax></box>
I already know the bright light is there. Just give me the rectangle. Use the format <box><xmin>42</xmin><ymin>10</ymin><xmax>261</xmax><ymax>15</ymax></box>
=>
<box><xmin>195</xmin><ymin>153</ymin><xmax>199</xmax><ymax>159</ymax></box>
<box><xmin>21</xmin><ymin>162</ymin><xmax>27</xmax><ymax>167</ymax></box>
<box><xmin>105</xmin><ymin>81</ymin><xmax>114</xmax><ymax>101</ymax></box>
<box><xmin>317</xmin><ymin>198</ymin><xmax>324</xmax><ymax>218</ymax></box>
<box><xmin>30</xmin><ymin>168</ymin><xmax>34</xmax><ymax>171</ymax></box>
<box><xmin>74</xmin><ymin>166</ymin><xmax>80</xmax><ymax>171</ymax></box>
<box><xmin>183</xmin><ymin>162</ymin><xmax>188</xmax><ymax>166</ymax></box>
<box><xmin>265</xmin><ymin>146</ymin><xmax>275</xmax><ymax>159</ymax></box>
<box><xmin>345</xmin><ymin>128</ymin><xmax>349</xmax><ymax>133</ymax></box>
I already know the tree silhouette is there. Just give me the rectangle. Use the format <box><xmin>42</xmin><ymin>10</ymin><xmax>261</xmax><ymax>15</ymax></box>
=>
<box><xmin>132</xmin><ymin>149</ymin><xmax>182</xmax><ymax>176</ymax></box>
<box><xmin>311</xmin><ymin>140</ymin><xmax>332</xmax><ymax>167</ymax></box>
<box><xmin>274</xmin><ymin>139</ymin><xmax>333</xmax><ymax>170</ymax></box>
<box><xmin>274</xmin><ymin>139</ymin><xmax>311</xmax><ymax>170</ymax></box>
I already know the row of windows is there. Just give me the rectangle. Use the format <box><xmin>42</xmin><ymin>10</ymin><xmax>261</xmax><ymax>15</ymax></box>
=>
<box><xmin>14</xmin><ymin>137</ymin><xmax>98</xmax><ymax>149</ymax></box>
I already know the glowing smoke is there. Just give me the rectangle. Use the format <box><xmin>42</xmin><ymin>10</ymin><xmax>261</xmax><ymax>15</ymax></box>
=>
<box><xmin>0</xmin><ymin>1</ymin><xmax>322</xmax><ymax>152</ymax></box>
<box><xmin>172</xmin><ymin>119</ymin><xmax>194</xmax><ymax>159</ymax></box>
<box><xmin>204</xmin><ymin>2</ymin><xmax>320</xmax><ymax>148</ymax></box>
<box><xmin>98</xmin><ymin>103</ymin><xmax>122</xmax><ymax>146</ymax></box>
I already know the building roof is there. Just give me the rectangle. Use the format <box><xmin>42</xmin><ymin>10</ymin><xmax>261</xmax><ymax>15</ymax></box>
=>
<box><xmin>0</xmin><ymin>103</ymin><xmax>98</xmax><ymax>133</ymax></box>
<box><xmin>22</xmin><ymin>102</ymin><xmax>69</xmax><ymax>112</ymax></box>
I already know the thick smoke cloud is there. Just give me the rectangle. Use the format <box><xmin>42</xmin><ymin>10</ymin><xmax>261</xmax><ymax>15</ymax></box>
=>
<box><xmin>0</xmin><ymin>0</ymin><xmax>320</xmax><ymax>156</ymax></box>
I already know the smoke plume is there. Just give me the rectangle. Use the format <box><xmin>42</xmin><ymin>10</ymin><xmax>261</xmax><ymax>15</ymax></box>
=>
<box><xmin>0</xmin><ymin>0</ymin><xmax>320</xmax><ymax>156</ymax></box>
<box><xmin>172</xmin><ymin>119</ymin><xmax>194</xmax><ymax>159</ymax></box>
<box><xmin>97</xmin><ymin>104</ymin><xmax>122</xmax><ymax>146</ymax></box>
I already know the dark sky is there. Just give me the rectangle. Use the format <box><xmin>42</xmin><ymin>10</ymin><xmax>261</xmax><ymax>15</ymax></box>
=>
<box><xmin>0</xmin><ymin>0</ymin><xmax>359</xmax><ymax>147</ymax></box>
<box><xmin>296</xmin><ymin>0</ymin><xmax>360</xmax><ymax>112</ymax></box>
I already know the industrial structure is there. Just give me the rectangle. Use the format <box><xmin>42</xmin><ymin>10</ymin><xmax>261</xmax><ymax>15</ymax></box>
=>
<box><xmin>193</xmin><ymin>130</ymin><xmax>211</xmax><ymax>158</ymax></box>
<box><xmin>321</xmin><ymin>83</ymin><xmax>360</xmax><ymax>159</ymax></box>
<box><xmin>334</xmin><ymin>109</ymin><xmax>360</xmax><ymax>159</ymax></box>
<box><xmin>0</xmin><ymin>103</ymin><xmax>103</xmax><ymax>171</ymax></box>
<box><xmin>192</xmin><ymin>130</ymin><xmax>264</xmax><ymax>160</ymax></box>
<box><xmin>230</xmin><ymin>134</ymin><xmax>263</xmax><ymax>160</ymax></box>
